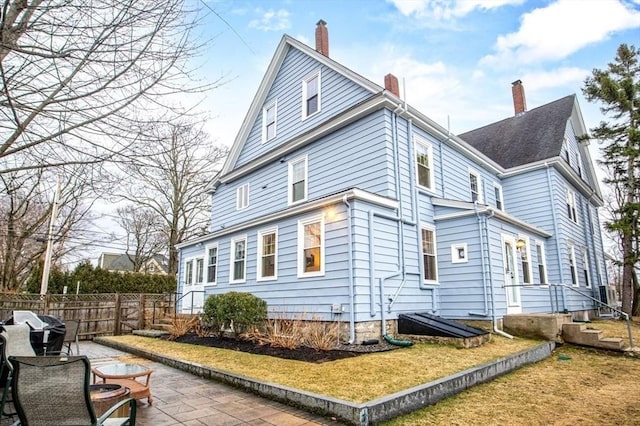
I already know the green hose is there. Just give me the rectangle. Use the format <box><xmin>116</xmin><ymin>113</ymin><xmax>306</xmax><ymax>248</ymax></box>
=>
<box><xmin>383</xmin><ymin>334</ymin><xmax>414</xmax><ymax>347</ymax></box>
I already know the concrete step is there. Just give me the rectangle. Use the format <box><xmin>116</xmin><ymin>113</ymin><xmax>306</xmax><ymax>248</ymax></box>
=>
<box><xmin>562</xmin><ymin>322</ymin><xmax>625</xmax><ymax>351</ymax></box>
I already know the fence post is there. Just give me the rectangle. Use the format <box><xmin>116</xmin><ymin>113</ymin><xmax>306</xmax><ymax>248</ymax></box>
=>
<box><xmin>114</xmin><ymin>293</ymin><xmax>121</xmax><ymax>336</ymax></box>
<box><xmin>43</xmin><ymin>294</ymin><xmax>50</xmax><ymax>315</ymax></box>
<box><xmin>138</xmin><ymin>293</ymin><xmax>146</xmax><ymax>330</ymax></box>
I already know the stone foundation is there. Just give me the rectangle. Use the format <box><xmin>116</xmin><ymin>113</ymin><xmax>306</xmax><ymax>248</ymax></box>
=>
<box><xmin>396</xmin><ymin>332</ymin><xmax>491</xmax><ymax>348</ymax></box>
<box><xmin>503</xmin><ymin>313</ymin><xmax>572</xmax><ymax>341</ymax></box>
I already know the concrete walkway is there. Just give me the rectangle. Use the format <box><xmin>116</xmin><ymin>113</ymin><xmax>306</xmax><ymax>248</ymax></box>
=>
<box><xmin>1</xmin><ymin>341</ymin><xmax>341</xmax><ymax>426</ymax></box>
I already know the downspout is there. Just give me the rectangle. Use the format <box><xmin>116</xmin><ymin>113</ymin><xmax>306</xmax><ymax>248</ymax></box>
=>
<box><xmin>582</xmin><ymin>198</ymin><xmax>597</xmax><ymax>302</ymax></box>
<box><xmin>485</xmin><ymin>209</ymin><xmax>513</xmax><ymax>339</ymax></box>
<box><xmin>469</xmin><ymin>202</ymin><xmax>490</xmax><ymax>317</ymax></box>
<box><xmin>343</xmin><ymin>195</ymin><xmax>356</xmax><ymax>344</ymax></box>
<box><xmin>546</xmin><ymin>163</ymin><xmax>567</xmax><ymax>311</ymax></box>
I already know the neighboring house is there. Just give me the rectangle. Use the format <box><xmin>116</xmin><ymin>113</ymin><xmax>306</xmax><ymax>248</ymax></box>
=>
<box><xmin>176</xmin><ymin>21</ymin><xmax>608</xmax><ymax>342</ymax></box>
<box><xmin>98</xmin><ymin>252</ymin><xmax>169</xmax><ymax>275</ymax></box>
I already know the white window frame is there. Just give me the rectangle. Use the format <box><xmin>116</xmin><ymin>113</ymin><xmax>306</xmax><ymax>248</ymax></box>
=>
<box><xmin>421</xmin><ymin>224</ymin><xmax>438</xmax><ymax>283</ymax></box>
<box><xmin>185</xmin><ymin>259</ymin><xmax>193</xmax><ymax>286</ymax></box>
<box><xmin>195</xmin><ymin>258</ymin><xmax>204</xmax><ymax>284</ymax></box>
<box><xmin>569</xmin><ymin>244</ymin><xmax>578</xmax><ymax>287</ymax></box>
<box><xmin>262</xmin><ymin>100</ymin><xmax>277</xmax><ymax>142</ymax></box>
<box><xmin>575</xmin><ymin>152</ymin><xmax>582</xmax><ymax>177</ymax></box>
<box><xmin>535</xmin><ymin>241</ymin><xmax>548</xmax><ymax>285</ymax></box>
<box><xmin>288</xmin><ymin>155</ymin><xmax>308</xmax><ymax>205</ymax></box>
<box><xmin>301</xmin><ymin>70</ymin><xmax>321</xmax><ymax>119</ymax></box>
<box><xmin>257</xmin><ymin>227</ymin><xmax>278</xmax><ymax>281</ymax></box>
<box><xmin>469</xmin><ymin>168</ymin><xmax>483</xmax><ymax>203</ymax></box>
<box><xmin>297</xmin><ymin>216</ymin><xmax>325</xmax><ymax>278</ymax></box>
<box><xmin>414</xmin><ymin>135</ymin><xmax>435</xmax><ymax>192</ymax></box>
<box><xmin>236</xmin><ymin>183</ymin><xmax>249</xmax><ymax>210</ymax></box>
<box><xmin>493</xmin><ymin>183</ymin><xmax>504</xmax><ymax>211</ymax></box>
<box><xmin>582</xmin><ymin>249</ymin><xmax>591</xmax><ymax>289</ymax></box>
<box><xmin>451</xmin><ymin>243</ymin><xmax>468</xmax><ymax>264</ymax></box>
<box><xmin>230</xmin><ymin>236</ymin><xmax>247</xmax><ymax>284</ymax></box>
<box><xmin>566</xmin><ymin>188</ymin><xmax>578</xmax><ymax>223</ymax></box>
<box><xmin>518</xmin><ymin>236</ymin><xmax>533</xmax><ymax>285</ymax></box>
<box><xmin>206</xmin><ymin>243</ymin><xmax>218</xmax><ymax>284</ymax></box>
<box><xmin>563</xmin><ymin>137</ymin><xmax>570</xmax><ymax>163</ymax></box>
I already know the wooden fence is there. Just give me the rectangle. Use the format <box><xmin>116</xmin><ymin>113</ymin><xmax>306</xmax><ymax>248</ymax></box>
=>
<box><xmin>0</xmin><ymin>293</ymin><xmax>175</xmax><ymax>340</ymax></box>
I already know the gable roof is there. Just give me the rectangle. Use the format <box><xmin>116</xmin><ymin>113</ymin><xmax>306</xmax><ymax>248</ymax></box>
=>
<box><xmin>460</xmin><ymin>95</ymin><xmax>577</xmax><ymax>169</ymax></box>
<box><xmin>219</xmin><ymin>34</ymin><xmax>383</xmax><ymax>179</ymax></box>
<box><xmin>98</xmin><ymin>253</ymin><xmax>169</xmax><ymax>274</ymax></box>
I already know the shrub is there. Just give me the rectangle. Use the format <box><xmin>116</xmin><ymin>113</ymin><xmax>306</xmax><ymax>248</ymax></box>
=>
<box><xmin>168</xmin><ymin>314</ymin><xmax>199</xmax><ymax>339</ymax></box>
<box><xmin>202</xmin><ymin>292</ymin><xmax>267</xmax><ymax>337</ymax></box>
<box><xmin>303</xmin><ymin>316</ymin><xmax>340</xmax><ymax>351</ymax></box>
<box><xmin>261</xmin><ymin>312</ymin><xmax>306</xmax><ymax>349</ymax></box>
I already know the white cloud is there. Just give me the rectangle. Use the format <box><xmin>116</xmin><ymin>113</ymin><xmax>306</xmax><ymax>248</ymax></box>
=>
<box><xmin>519</xmin><ymin>67</ymin><xmax>590</xmax><ymax>91</ymax></box>
<box><xmin>481</xmin><ymin>0</ymin><xmax>640</xmax><ymax>66</ymax></box>
<box><xmin>388</xmin><ymin>0</ymin><xmax>524</xmax><ymax>20</ymax></box>
<box><xmin>248</xmin><ymin>9</ymin><xmax>291</xmax><ymax>31</ymax></box>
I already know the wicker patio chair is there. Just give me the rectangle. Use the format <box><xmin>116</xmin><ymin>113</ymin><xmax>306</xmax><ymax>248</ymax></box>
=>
<box><xmin>0</xmin><ymin>324</ymin><xmax>36</xmax><ymax>422</ymax></box>
<box><xmin>47</xmin><ymin>319</ymin><xmax>81</xmax><ymax>356</ymax></box>
<box><xmin>9</xmin><ymin>355</ymin><xmax>136</xmax><ymax>426</ymax></box>
<box><xmin>0</xmin><ymin>333</ymin><xmax>16</xmax><ymax>420</ymax></box>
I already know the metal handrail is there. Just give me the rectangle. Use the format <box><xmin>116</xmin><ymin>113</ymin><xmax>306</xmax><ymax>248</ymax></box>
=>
<box><xmin>175</xmin><ymin>290</ymin><xmax>206</xmax><ymax>315</ymax></box>
<box><xmin>547</xmin><ymin>282</ymin><xmax>633</xmax><ymax>348</ymax></box>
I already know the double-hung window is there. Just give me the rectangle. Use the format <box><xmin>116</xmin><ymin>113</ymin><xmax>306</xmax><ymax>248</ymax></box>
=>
<box><xmin>519</xmin><ymin>237</ymin><xmax>532</xmax><ymax>284</ymax></box>
<box><xmin>566</xmin><ymin>188</ymin><xmax>578</xmax><ymax>223</ymax></box>
<box><xmin>536</xmin><ymin>242</ymin><xmax>548</xmax><ymax>284</ymax></box>
<box><xmin>421</xmin><ymin>225</ymin><xmax>438</xmax><ymax>282</ymax></box>
<box><xmin>258</xmin><ymin>228</ymin><xmax>277</xmax><ymax>280</ymax></box>
<box><xmin>263</xmin><ymin>101</ymin><xmax>277</xmax><ymax>142</ymax></box>
<box><xmin>185</xmin><ymin>260</ymin><xmax>193</xmax><ymax>285</ymax></box>
<box><xmin>469</xmin><ymin>169</ymin><xmax>482</xmax><ymax>203</ymax></box>
<box><xmin>302</xmin><ymin>71</ymin><xmax>320</xmax><ymax>118</ymax></box>
<box><xmin>494</xmin><ymin>184</ymin><xmax>504</xmax><ymax>211</ymax></box>
<box><xmin>195</xmin><ymin>258</ymin><xmax>204</xmax><ymax>284</ymax></box>
<box><xmin>569</xmin><ymin>244</ymin><xmax>578</xmax><ymax>286</ymax></box>
<box><xmin>288</xmin><ymin>156</ymin><xmax>308</xmax><ymax>204</ymax></box>
<box><xmin>230</xmin><ymin>236</ymin><xmax>247</xmax><ymax>283</ymax></box>
<box><xmin>237</xmin><ymin>183</ymin><xmax>249</xmax><ymax>210</ymax></box>
<box><xmin>298</xmin><ymin>216</ymin><xmax>324</xmax><ymax>277</ymax></box>
<box><xmin>582</xmin><ymin>250</ymin><xmax>591</xmax><ymax>288</ymax></box>
<box><xmin>206</xmin><ymin>245</ymin><xmax>218</xmax><ymax>284</ymax></box>
<box><xmin>414</xmin><ymin>136</ymin><xmax>434</xmax><ymax>191</ymax></box>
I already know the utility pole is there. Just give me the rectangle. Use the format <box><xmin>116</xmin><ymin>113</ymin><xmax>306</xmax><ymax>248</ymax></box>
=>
<box><xmin>40</xmin><ymin>176</ymin><xmax>61</xmax><ymax>296</ymax></box>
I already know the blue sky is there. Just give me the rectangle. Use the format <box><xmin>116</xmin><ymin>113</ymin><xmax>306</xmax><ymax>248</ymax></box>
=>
<box><xmin>195</xmin><ymin>0</ymin><xmax>640</xmax><ymax>151</ymax></box>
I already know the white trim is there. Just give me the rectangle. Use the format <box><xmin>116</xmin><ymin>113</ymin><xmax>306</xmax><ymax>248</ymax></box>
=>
<box><xmin>288</xmin><ymin>155</ymin><xmax>308</xmax><ymax>205</ymax></box>
<box><xmin>414</xmin><ymin>135</ymin><xmax>435</xmax><ymax>192</ymax></box>
<box><xmin>420</xmin><ymin>223</ymin><xmax>438</xmax><ymax>284</ymax></box>
<box><xmin>582</xmin><ymin>249</ymin><xmax>591</xmax><ymax>289</ymax></box>
<box><xmin>257</xmin><ymin>227</ymin><xmax>278</xmax><ymax>281</ymax></box>
<box><xmin>451</xmin><ymin>243</ymin><xmax>468</xmax><ymax>264</ymax></box>
<box><xmin>468</xmin><ymin>168</ymin><xmax>483</xmax><ymax>203</ymax></box>
<box><xmin>569</xmin><ymin>243</ymin><xmax>578</xmax><ymax>287</ymax></box>
<box><xmin>236</xmin><ymin>183</ymin><xmax>250</xmax><ymax>210</ymax></box>
<box><xmin>517</xmin><ymin>235</ymin><xmax>533</xmax><ymax>285</ymax></box>
<box><xmin>535</xmin><ymin>241</ymin><xmax>548</xmax><ymax>285</ymax></box>
<box><xmin>301</xmin><ymin>69</ymin><xmax>321</xmax><ymax>119</ymax></box>
<box><xmin>297</xmin><ymin>215</ymin><xmax>325</xmax><ymax>278</ymax></box>
<box><xmin>205</xmin><ymin>243</ymin><xmax>218</xmax><ymax>285</ymax></box>
<box><xmin>184</xmin><ymin>259</ymin><xmax>194</xmax><ymax>286</ymax></box>
<box><xmin>230</xmin><ymin>235</ymin><xmax>247</xmax><ymax>284</ymax></box>
<box><xmin>262</xmin><ymin>100</ymin><xmax>277</xmax><ymax>143</ymax></box>
<box><xmin>566</xmin><ymin>187</ymin><xmax>578</xmax><ymax>224</ymax></box>
<box><xmin>493</xmin><ymin>182</ymin><xmax>504</xmax><ymax>211</ymax></box>
<box><xmin>502</xmin><ymin>234</ymin><xmax>522</xmax><ymax>313</ymax></box>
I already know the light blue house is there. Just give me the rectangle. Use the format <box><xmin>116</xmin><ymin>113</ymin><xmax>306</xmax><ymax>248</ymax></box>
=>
<box><xmin>177</xmin><ymin>21</ymin><xmax>608</xmax><ymax>343</ymax></box>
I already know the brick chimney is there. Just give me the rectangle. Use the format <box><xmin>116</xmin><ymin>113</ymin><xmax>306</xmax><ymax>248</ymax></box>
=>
<box><xmin>512</xmin><ymin>79</ymin><xmax>527</xmax><ymax>115</ymax></box>
<box><xmin>384</xmin><ymin>73</ymin><xmax>400</xmax><ymax>97</ymax></box>
<box><xmin>315</xmin><ymin>20</ymin><xmax>329</xmax><ymax>57</ymax></box>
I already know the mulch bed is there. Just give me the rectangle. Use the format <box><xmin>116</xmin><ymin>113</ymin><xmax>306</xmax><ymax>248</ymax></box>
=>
<box><xmin>165</xmin><ymin>333</ymin><xmax>400</xmax><ymax>363</ymax></box>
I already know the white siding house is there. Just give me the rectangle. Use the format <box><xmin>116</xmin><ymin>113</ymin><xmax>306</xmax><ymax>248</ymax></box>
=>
<box><xmin>177</xmin><ymin>21</ymin><xmax>607</xmax><ymax>343</ymax></box>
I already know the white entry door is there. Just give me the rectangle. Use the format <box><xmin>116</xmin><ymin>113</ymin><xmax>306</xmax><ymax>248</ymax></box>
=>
<box><xmin>181</xmin><ymin>258</ymin><xmax>205</xmax><ymax>314</ymax></box>
<box><xmin>502</xmin><ymin>236</ymin><xmax>522</xmax><ymax>314</ymax></box>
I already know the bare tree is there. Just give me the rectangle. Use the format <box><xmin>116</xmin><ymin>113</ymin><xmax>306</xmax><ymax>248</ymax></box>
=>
<box><xmin>0</xmin><ymin>0</ymin><xmax>219</xmax><ymax>175</ymax></box>
<box><xmin>116</xmin><ymin>122</ymin><xmax>227</xmax><ymax>274</ymax></box>
<box><xmin>0</xmin><ymin>169</ymin><xmax>95</xmax><ymax>292</ymax></box>
<box><xmin>117</xmin><ymin>204</ymin><xmax>165</xmax><ymax>272</ymax></box>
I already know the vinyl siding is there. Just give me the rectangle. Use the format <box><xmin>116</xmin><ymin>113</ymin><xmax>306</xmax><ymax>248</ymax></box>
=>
<box><xmin>235</xmin><ymin>47</ymin><xmax>373</xmax><ymax>168</ymax></box>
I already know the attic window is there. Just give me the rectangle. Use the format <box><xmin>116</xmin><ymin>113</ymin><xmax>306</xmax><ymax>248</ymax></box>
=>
<box><xmin>263</xmin><ymin>101</ymin><xmax>277</xmax><ymax>142</ymax></box>
<box><xmin>469</xmin><ymin>169</ymin><xmax>482</xmax><ymax>203</ymax></box>
<box><xmin>302</xmin><ymin>70</ymin><xmax>321</xmax><ymax>119</ymax></box>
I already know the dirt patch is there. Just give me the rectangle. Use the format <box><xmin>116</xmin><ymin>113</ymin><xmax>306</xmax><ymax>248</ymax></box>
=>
<box><xmin>165</xmin><ymin>333</ymin><xmax>399</xmax><ymax>363</ymax></box>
